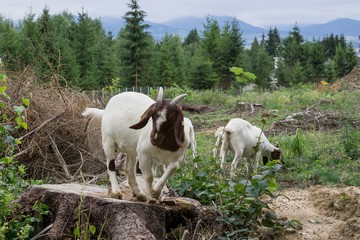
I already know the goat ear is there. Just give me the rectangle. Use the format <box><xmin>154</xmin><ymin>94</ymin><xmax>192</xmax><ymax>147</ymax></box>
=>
<box><xmin>129</xmin><ymin>105</ymin><xmax>153</xmax><ymax>129</ymax></box>
<box><xmin>174</xmin><ymin>115</ymin><xmax>185</xmax><ymax>146</ymax></box>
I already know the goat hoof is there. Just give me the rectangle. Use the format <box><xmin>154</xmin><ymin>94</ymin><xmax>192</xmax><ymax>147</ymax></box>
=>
<box><xmin>109</xmin><ymin>191</ymin><xmax>123</xmax><ymax>199</ymax></box>
<box><xmin>151</xmin><ymin>190</ymin><xmax>161</xmax><ymax>199</ymax></box>
<box><xmin>136</xmin><ymin>194</ymin><xmax>147</xmax><ymax>202</ymax></box>
<box><xmin>147</xmin><ymin>198</ymin><xmax>159</xmax><ymax>204</ymax></box>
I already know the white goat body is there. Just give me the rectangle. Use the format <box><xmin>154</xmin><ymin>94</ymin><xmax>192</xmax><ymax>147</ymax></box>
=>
<box><xmin>184</xmin><ymin>117</ymin><xmax>197</xmax><ymax>160</ymax></box>
<box><xmin>218</xmin><ymin>118</ymin><xmax>280</xmax><ymax>175</ymax></box>
<box><xmin>82</xmin><ymin>89</ymin><xmax>189</xmax><ymax>201</ymax></box>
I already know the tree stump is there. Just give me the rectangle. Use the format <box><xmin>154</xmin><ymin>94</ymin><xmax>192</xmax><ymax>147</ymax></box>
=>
<box><xmin>15</xmin><ymin>177</ymin><xmax>212</xmax><ymax>240</ymax></box>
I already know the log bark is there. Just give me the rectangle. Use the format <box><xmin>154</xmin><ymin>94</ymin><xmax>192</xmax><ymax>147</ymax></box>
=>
<box><xmin>15</xmin><ymin>177</ymin><xmax>212</xmax><ymax>240</ymax></box>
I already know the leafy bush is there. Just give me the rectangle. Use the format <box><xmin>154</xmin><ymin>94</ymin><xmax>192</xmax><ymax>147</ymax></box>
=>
<box><xmin>0</xmin><ymin>63</ymin><xmax>48</xmax><ymax>239</ymax></box>
<box><xmin>341</xmin><ymin>123</ymin><xmax>360</xmax><ymax>160</ymax></box>
<box><xmin>170</xmin><ymin>154</ymin><xmax>282</xmax><ymax>238</ymax></box>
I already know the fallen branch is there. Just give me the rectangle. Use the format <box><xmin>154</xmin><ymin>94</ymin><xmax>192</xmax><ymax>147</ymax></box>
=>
<box><xmin>49</xmin><ymin>134</ymin><xmax>72</xmax><ymax>179</ymax></box>
<box><xmin>19</xmin><ymin>108</ymin><xmax>67</xmax><ymax>141</ymax></box>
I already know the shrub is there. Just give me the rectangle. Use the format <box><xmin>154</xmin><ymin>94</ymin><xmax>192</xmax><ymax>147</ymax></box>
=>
<box><xmin>0</xmin><ymin>63</ymin><xmax>48</xmax><ymax>239</ymax></box>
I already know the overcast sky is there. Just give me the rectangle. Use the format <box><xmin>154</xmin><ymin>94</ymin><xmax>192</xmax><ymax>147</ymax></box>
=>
<box><xmin>1</xmin><ymin>0</ymin><xmax>359</xmax><ymax>27</ymax></box>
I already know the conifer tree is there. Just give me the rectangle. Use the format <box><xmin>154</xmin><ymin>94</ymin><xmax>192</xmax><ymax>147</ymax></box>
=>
<box><xmin>202</xmin><ymin>16</ymin><xmax>221</xmax><ymax>63</ymax></box>
<box><xmin>20</xmin><ymin>13</ymin><xmax>42</xmax><ymax>68</ymax></box>
<box><xmin>265</xmin><ymin>27</ymin><xmax>281</xmax><ymax>58</ymax></box>
<box><xmin>213</xmin><ymin>19</ymin><xmax>244</xmax><ymax>88</ymax></box>
<box><xmin>120</xmin><ymin>0</ymin><xmax>151</xmax><ymax>88</ymax></box>
<box><xmin>0</xmin><ymin>17</ymin><xmax>23</xmax><ymax>70</ymax></box>
<box><xmin>248</xmin><ymin>38</ymin><xmax>273</xmax><ymax>90</ymax></box>
<box><xmin>188</xmin><ymin>48</ymin><xmax>217</xmax><ymax>89</ymax></box>
<box><xmin>183</xmin><ymin>29</ymin><xmax>200</xmax><ymax>46</ymax></box>
<box><xmin>70</xmin><ymin>11</ymin><xmax>106</xmax><ymax>89</ymax></box>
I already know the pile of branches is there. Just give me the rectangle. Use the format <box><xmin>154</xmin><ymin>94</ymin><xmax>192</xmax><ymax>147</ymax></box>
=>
<box><xmin>4</xmin><ymin>68</ymin><xmax>106</xmax><ymax>182</ymax></box>
<box><xmin>267</xmin><ymin>107</ymin><xmax>343</xmax><ymax>135</ymax></box>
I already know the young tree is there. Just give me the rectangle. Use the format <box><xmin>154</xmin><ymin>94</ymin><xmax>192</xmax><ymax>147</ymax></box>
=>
<box><xmin>302</xmin><ymin>41</ymin><xmax>326</xmax><ymax>82</ymax></box>
<box><xmin>265</xmin><ymin>27</ymin><xmax>281</xmax><ymax>58</ymax></box>
<box><xmin>281</xmin><ymin>24</ymin><xmax>304</xmax><ymax>68</ymax></box>
<box><xmin>70</xmin><ymin>11</ymin><xmax>107</xmax><ymax>89</ymax></box>
<box><xmin>202</xmin><ymin>16</ymin><xmax>221</xmax><ymax>63</ymax></box>
<box><xmin>120</xmin><ymin>0</ymin><xmax>151</xmax><ymax>88</ymax></box>
<box><xmin>0</xmin><ymin>17</ymin><xmax>23</xmax><ymax>70</ymax></box>
<box><xmin>50</xmin><ymin>12</ymin><xmax>80</xmax><ymax>85</ymax></box>
<box><xmin>333</xmin><ymin>43</ymin><xmax>357</xmax><ymax>78</ymax></box>
<box><xmin>247</xmin><ymin>38</ymin><xmax>273</xmax><ymax>90</ymax></box>
<box><xmin>188</xmin><ymin>48</ymin><xmax>218</xmax><ymax>89</ymax></box>
<box><xmin>214</xmin><ymin>19</ymin><xmax>244</xmax><ymax>89</ymax></box>
<box><xmin>183</xmin><ymin>28</ymin><xmax>200</xmax><ymax>46</ymax></box>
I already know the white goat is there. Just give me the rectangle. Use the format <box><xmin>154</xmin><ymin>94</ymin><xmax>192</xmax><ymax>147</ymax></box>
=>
<box><xmin>213</xmin><ymin>126</ymin><xmax>225</xmax><ymax>159</ymax></box>
<box><xmin>215</xmin><ymin>118</ymin><xmax>281</xmax><ymax>176</ymax></box>
<box><xmin>184</xmin><ymin>117</ymin><xmax>197</xmax><ymax>160</ymax></box>
<box><xmin>82</xmin><ymin>88</ymin><xmax>190</xmax><ymax>202</ymax></box>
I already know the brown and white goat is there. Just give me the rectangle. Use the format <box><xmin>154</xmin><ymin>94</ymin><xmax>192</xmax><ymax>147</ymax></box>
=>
<box><xmin>82</xmin><ymin>88</ymin><xmax>189</xmax><ymax>201</ymax></box>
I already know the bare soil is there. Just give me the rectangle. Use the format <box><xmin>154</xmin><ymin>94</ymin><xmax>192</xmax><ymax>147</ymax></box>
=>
<box><xmin>266</xmin><ymin>185</ymin><xmax>360</xmax><ymax>240</ymax></box>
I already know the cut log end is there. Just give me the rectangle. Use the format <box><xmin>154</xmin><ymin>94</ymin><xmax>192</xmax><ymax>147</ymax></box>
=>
<box><xmin>15</xmin><ymin>178</ymin><xmax>214</xmax><ymax>240</ymax></box>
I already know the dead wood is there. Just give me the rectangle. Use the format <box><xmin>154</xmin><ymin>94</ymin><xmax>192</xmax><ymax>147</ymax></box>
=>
<box><xmin>15</xmin><ymin>178</ymin><xmax>216</xmax><ymax>240</ymax></box>
<box><xmin>181</xmin><ymin>104</ymin><xmax>212</xmax><ymax>113</ymax></box>
<box><xmin>267</xmin><ymin>108</ymin><xmax>343</xmax><ymax>135</ymax></box>
<box><xmin>4</xmin><ymin>69</ymin><xmax>106</xmax><ymax>181</ymax></box>
<box><xmin>227</xmin><ymin>102</ymin><xmax>266</xmax><ymax>115</ymax></box>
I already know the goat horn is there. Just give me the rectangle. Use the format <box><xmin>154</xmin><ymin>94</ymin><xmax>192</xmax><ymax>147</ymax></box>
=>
<box><xmin>157</xmin><ymin>87</ymin><xmax>164</xmax><ymax>102</ymax></box>
<box><xmin>170</xmin><ymin>94</ymin><xmax>187</xmax><ymax>106</ymax></box>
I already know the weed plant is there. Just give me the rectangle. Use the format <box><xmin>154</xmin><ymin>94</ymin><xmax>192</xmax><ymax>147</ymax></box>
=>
<box><xmin>169</xmin><ymin>83</ymin><xmax>360</xmax><ymax>237</ymax></box>
<box><xmin>170</xmin><ymin>155</ymin><xmax>282</xmax><ymax>238</ymax></box>
<box><xmin>0</xmin><ymin>67</ymin><xmax>49</xmax><ymax>239</ymax></box>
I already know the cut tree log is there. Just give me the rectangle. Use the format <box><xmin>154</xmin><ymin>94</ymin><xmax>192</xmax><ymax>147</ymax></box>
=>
<box><xmin>227</xmin><ymin>102</ymin><xmax>266</xmax><ymax>114</ymax></box>
<box><xmin>15</xmin><ymin>176</ymin><xmax>215</xmax><ymax>240</ymax></box>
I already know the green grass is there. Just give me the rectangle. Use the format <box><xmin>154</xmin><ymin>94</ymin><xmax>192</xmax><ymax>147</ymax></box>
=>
<box><xmin>176</xmin><ymin>83</ymin><xmax>360</xmax><ymax>187</ymax></box>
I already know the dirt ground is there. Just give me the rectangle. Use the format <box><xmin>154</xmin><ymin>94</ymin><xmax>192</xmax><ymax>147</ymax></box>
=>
<box><xmin>266</xmin><ymin>185</ymin><xmax>360</xmax><ymax>240</ymax></box>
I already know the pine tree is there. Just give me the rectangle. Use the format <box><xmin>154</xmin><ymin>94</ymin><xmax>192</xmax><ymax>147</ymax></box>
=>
<box><xmin>70</xmin><ymin>11</ymin><xmax>106</xmax><ymax>89</ymax></box>
<box><xmin>202</xmin><ymin>16</ymin><xmax>221</xmax><ymax>63</ymax></box>
<box><xmin>302</xmin><ymin>41</ymin><xmax>326</xmax><ymax>82</ymax></box>
<box><xmin>0</xmin><ymin>17</ymin><xmax>23</xmax><ymax>70</ymax></box>
<box><xmin>188</xmin><ymin>48</ymin><xmax>217</xmax><ymax>89</ymax></box>
<box><xmin>265</xmin><ymin>27</ymin><xmax>281</xmax><ymax>58</ymax></box>
<box><xmin>281</xmin><ymin>24</ymin><xmax>304</xmax><ymax>67</ymax></box>
<box><xmin>213</xmin><ymin>19</ymin><xmax>244</xmax><ymax>89</ymax></box>
<box><xmin>120</xmin><ymin>0</ymin><xmax>151</xmax><ymax>88</ymax></box>
<box><xmin>51</xmin><ymin>12</ymin><xmax>80</xmax><ymax>85</ymax></box>
<box><xmin>97</xmin><ymin>32</ymin><xmax>120</xmax><ymax>88</ymax></box>
<box><xmin>183</xmin><ymin>29</ymin><xmax>200</xmax><ymax>46</ymax></box>
<box><xmin>19</xmin><ymin>13</ymin><xmax>42</xmax><ymax>68</ymax></box>
<box><xmin>247</xmin><ymin>38</ymin><xmax>273</xmax><ymax>90</ymax></box>
<box><xmin>333</xmin><ymin>43</ymin><xmax>357</xmax><ymax>78</ymax></box>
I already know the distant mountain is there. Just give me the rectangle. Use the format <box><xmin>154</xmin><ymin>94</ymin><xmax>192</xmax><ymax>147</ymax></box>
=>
<box><xmin>300</xmin><ymin>18</ymin><xmax>360</xmax><ymax>37</ymax></box>
<box><xmin>100</xmin><ymin>16</ymin><xmax>360</xmax><ymax>45</ymax></box>
<box><xmin>162</xmin><ymin>16</ymin><xmax>266</xmax><ymax>34</ymax></box>
<box><xmin>100</xmin><ymin>16</ymin><xmax>125</xmax><ymax>36</ymax></box>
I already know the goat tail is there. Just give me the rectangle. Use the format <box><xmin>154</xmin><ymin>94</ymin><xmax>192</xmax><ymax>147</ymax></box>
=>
<box><xmin>82</xmin><ymin>107</ymin><xmax>104</xmax><ymax>120</ymax></box>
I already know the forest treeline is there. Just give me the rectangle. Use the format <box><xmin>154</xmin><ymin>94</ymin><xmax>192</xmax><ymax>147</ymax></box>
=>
<box><xmin>0</xmin><ymin>0</ymin><xmax>358</xmax><ymax>91</ymax></box>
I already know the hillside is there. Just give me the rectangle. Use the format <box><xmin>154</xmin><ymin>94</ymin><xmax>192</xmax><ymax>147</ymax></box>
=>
<box><xmin>100</xmin><ymin>16</ymin><xmax>360</xmax><ymax>44</ymax></box>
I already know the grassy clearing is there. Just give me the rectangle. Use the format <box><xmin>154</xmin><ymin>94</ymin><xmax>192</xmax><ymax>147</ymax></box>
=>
<box><xmin>168</xmin><ymin>83</ymin><xmax>360</xmax><ymax>237</ymax></box>
<box><xmin>172</xmin><ymin>83</ymin><xmax>360</xmax><ymax>189</ymax></box>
